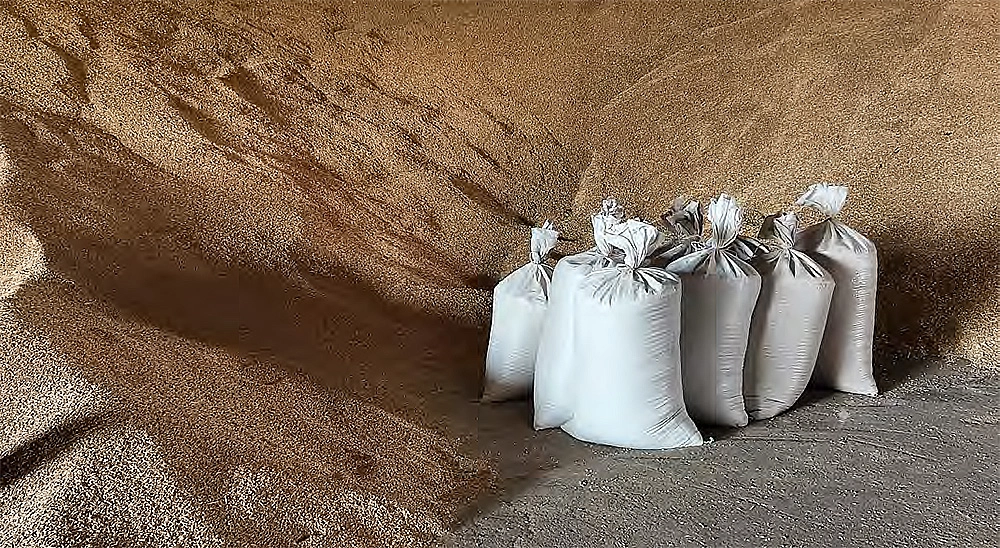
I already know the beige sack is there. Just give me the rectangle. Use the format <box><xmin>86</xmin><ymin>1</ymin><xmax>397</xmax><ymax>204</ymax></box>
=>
<box><xmin>745</xmin><ymin>213</ymin><xmax>835</xmax><ymax>420</ymax></box>
<box><xmin>794</xmin><ymin>184</ymin><xmax>879</xmax><ymax>396</ymax></box>
<box><xmin>667</xmin><ymin>195</ymin><xmax>760</xmax><ymax>427</ymax></box>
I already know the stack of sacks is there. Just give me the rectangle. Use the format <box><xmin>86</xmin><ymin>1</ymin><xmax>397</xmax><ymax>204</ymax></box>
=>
<box><xmin>667</xmin><ymin>195</ymin><xmax>761</xmax><ymax>427</ymax></box>
<box><xmin>794</xmin><ymin>184</ymin><xmax>880</xmax><ymax>395</ymax></box>
<box><xmin>560</xmin><ymin>219</ymin><xmax>701</xmax><ymax>449</ymax></box>
<box><xmin>480</xmin><ymin>184</ymin><xmax>880</xmax><ymax>449</ymax></box>
<box><xmin>482</xmin><ymin>221</ymin><xmax>559</xmax><ymax>402</ymax></box>
<box><xmin>744</xmin><ymin>212</ymin><xmax>835</xmax><ymax>420</ymax></box>
<box><xmin>533</xmin><ymin>199</ymin><xmax>625</xmax><ymax>429</ymax></box>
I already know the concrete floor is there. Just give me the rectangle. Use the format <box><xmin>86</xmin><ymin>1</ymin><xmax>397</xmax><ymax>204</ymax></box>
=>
<box><xmin>445</xmin><ymin>359</ymin><xmax>999</xmax><ymax>547</ymax></box>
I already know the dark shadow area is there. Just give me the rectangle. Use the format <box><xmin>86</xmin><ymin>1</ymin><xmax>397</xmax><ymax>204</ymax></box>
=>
<box><xmin>874</xmin><ymin>349</ymin><xmax>938</xmax><ymax>392</ymax></box>
<box><xmin>0</xmin><ymin>99</ymin><xmax>488</xmax><ymax>417</ymax></box>
<box><xmin>0</xmin><ymin>414</ymin><xmax>104</xmax><ymax>489</ymax></box>
<box><xmin>871</xmin><ymin>228</ymin><xmax>999</xmax><ymax>389</ymax></box>
<box><xmin>792</xmin><ymin>387</ymin><xmax>838</xmax><ymax>410</ymax></box>
<box><xmin>874</xmin><ymin>353</ymin><xmax>962</xmax><ymax>392</ymax></box>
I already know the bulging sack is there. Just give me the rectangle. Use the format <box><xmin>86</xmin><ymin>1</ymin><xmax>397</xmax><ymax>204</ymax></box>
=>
<box><xmin>745</xmin><ymin>213</ymin><xmax>835</xmax><ymax>420</ymax></box>
<box><xmin>482</xmin><ymin>221</ymin><xmax>559</xmax><ymax>402</ymax></box>
<box><xmin>794</xmin><ymin>184</ymin><xmax>879</xmax><ymax>395</ymax></box>
<box><xmin>561</xmin><ymin>220</ymin><xmax>701</xmax><ymax>449</ymax></box>
<box><xmin>667</xmin><ymin>194</ymin><xmax>761</xmax><ymax>427</ymax></box>
<box><xmin>533</xmin><ymin>199</ymin><xmax>624</xmax><ymax>430</ymax></box>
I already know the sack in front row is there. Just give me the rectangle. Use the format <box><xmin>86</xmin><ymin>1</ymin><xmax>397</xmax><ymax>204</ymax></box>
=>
<box><xmin>561</xmin><ymin>220</ymin><xmax>702</xmax><ymax>450</ymax></box>
<box><xmin>667</xmin><ymin>194</ymin><xmax>760</xmax><ymax>427</ymax></box>
<box><xmin>744</xmin><ymin>212</ymin><xmax>834</xmax><ymax>420</ymax></box>
<box><xmin>795</xmin><ymin>183</ymin><xmax>879</xmax><ymax>396</ymax></box>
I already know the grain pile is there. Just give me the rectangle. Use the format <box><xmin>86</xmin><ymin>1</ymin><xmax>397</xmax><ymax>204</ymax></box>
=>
<box><xmin>1</xmin><ymin>0</ymin><xmax>997</xmax><ymax>545</ymax></box>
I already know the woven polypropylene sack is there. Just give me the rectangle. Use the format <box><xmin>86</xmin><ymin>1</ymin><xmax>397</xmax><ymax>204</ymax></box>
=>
<box><xmin>794</xmin><ymin>184</ymin><xmax>879</xmax><ymax>395</ymax></box>
<box><xmin>667</xmin><ymin>195</ymin><xmax>760</xmax><ymax>427</ymax></box>
<box><xmin>483</xmin><ymin>222</ymin><xmax>559</xmax><ymax>402</ymax></box>
<box><xmin>745</xmin><ymin>213</ymin><xmax>835</xmax><ymax>420</ymax></box>
<box><xmin>651</xmin><ymin>198</ymin><xmax>705</xmax><ymax>267</ymax></box>
<box><xmin>533</xmin><ymin>200</ymin><xmax>623</xmax><ymax>429</ymax></box>
<box><xmin>561</xmin><ymin>220</ymin><xmax>701</xmax><ymax>449</ymax></box>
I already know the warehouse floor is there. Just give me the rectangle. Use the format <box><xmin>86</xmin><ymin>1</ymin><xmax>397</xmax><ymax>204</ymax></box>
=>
<box><xmin>445</xmin><ymin>359</ymin><xmax>999</xmax><ymax>547</ymax></box>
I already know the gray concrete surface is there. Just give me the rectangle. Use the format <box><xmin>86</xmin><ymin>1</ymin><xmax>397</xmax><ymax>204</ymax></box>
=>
<box><xmin>445</xmin><ymin>359</ymin><xmax>999</xmax><ymax>547</ymax></box>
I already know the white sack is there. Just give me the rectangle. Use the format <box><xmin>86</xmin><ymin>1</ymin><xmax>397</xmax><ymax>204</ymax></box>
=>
<box><xmin>794</xmin><ymin>183</ymin><xmax>879</xmax><ymax>395</ymax></box>
<box><xmin>482</xmin><ymin>221</ymin><xmax>559</xmax><ymax>402</ymax></box>
<box><xmin>667</xmin><ymin>194</ymin><xmax>761</xmax><ymax>427</ymax></box>
<box><xmin>561</xmin><ymin>220</ymin><xmax>701</xmax><ymax>449</ymax></box>
<box><xmin>744</xmin><ymin>213</ymin><xmax>835</xmax><ymax>420</ymax></box>
<box><xmin>533</xmin><ymin>199</ymin><xmax>624</xmax><ymax>429</ymax></box>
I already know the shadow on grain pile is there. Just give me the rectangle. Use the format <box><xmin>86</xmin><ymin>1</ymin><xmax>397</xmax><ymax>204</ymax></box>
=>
<box><xmin>0</xmin><ymin>414</ymin><xmax>105</xmax><ymax>490</ymax></box>
<box><xmin>0</xmin><ymin>94</ymin><xmax>558</xmax><ymax>533</ymax></box>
